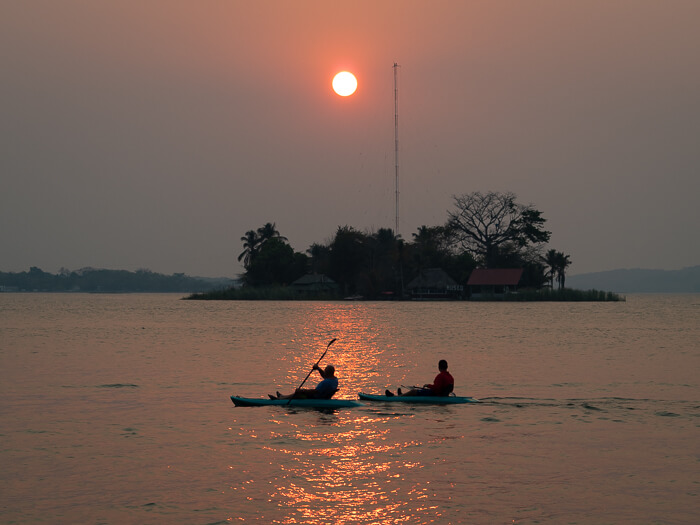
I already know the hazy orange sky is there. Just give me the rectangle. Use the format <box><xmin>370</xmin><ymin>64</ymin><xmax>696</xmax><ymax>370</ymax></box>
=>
<box><xmin>2</xmin><ymin>1</ymin><xmax>699</xmax><ymax>277</ymax></box>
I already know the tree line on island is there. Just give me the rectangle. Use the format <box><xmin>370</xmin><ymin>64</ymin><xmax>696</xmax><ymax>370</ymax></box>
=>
<box><xmin>221</xmin><ymin>191</ymin><xmax>577</xmax><ymax>300</ymax></box>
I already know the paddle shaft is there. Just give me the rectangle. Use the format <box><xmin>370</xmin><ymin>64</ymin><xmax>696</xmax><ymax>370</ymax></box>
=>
<box><xmin>288</xmin><ymin>338</ymin><xmax>336</xmax><ymax>403</ymax></box>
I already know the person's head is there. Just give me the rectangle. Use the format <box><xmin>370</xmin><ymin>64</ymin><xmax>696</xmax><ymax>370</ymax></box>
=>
<box><xmin>324</xmin><ymin>365</ymin><xmax>335</xmax><ymax>377</ymax></box>
<box><xmin>438</xmin><ymin>359</ymin><xmax>448</xmax><ymax>371</ymax></box>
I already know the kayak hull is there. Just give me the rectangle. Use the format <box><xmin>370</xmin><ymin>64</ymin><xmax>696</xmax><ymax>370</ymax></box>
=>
<box><xmin>358</xmin><ymin>393</ymin><xmax>479</xmax><ymax>404</ymax></box>
<box><xmin>231</xmin><ymin>396</ymin><xmax>364</xmax><ymax>408</ymax></box>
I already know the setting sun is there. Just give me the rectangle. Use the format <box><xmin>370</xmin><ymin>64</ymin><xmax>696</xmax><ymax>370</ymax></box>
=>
<box><xmin>332</xmin><ymin>71</ymin><xmax>357</xmax><ymax>96</ymax></box>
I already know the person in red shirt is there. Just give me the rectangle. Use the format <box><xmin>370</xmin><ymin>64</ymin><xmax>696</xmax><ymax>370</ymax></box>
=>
<box><xmin>386</xmin><ymin>359</ymin><xmax>454</xmax><ymax>397</ymax></box>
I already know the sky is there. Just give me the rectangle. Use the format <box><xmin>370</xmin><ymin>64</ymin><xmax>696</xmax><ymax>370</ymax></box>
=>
<box><xmin>2</xmin><ymin>1</ymin><xmax>699</xmax><ymax>278</ymax></box>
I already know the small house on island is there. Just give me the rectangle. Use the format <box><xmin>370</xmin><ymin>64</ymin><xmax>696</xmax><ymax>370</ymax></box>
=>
<box><xmin>290</xmin><ymin>274</ymin><xmax>338</xmax><ymax>296</ymax></box>
<box><xmin>467</xmin><ymin>268</ymin><xmax>524</xmax><ymax>298</ymax></box>
<box><xmin>406</xmin><ymin>268</ymin><xmax>463</xmax><ymax>300</ymax></box>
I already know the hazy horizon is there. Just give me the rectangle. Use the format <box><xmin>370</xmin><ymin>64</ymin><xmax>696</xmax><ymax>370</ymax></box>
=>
<box><xmin>3</xmin><ymin>261</ymin><xmax>699</xmax><ymax>281</ymax></box>
<box><xmin>3</xmin><ymin>2</ymin><xmax>699</xmax><ymax>278</ymax></box>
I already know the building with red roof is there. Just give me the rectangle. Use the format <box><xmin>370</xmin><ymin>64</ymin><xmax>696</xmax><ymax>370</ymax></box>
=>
<box><xmin>467</xmin><ymin>268</ymin><xmax>524</xmax><ymax>297</ymax></box>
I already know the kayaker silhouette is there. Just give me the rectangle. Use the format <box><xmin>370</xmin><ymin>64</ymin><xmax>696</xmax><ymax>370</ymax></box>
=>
<box><xmin>386</xmin><ymin>359</ymin><xmax>454</xmax><ymax>397</ymax></box>
<box><xmin>271</xmin><ymin>364</ymin><xmax>339</xmax><ymax>400</ymax></box>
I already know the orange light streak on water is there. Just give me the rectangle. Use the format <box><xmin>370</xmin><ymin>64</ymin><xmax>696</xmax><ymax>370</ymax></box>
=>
<box><xmin>252</xmin><ymin>305</ymin><xmax>452</xmax><ymax>523</ymax></box>
<box><xmin>258</xmin><ymin>410</ymin><xmax>442</xmax><ymax>524</ymax></box>
<box><xmin>278</xmin><ymin>303</ymin><xmax>404</xmax><ymax>398</ymax></box>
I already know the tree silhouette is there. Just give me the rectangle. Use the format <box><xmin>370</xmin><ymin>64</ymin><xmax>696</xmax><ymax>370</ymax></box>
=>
<box><xmin>411</xmin><ymin>225</ymin><xmax>453</xmax><ymax>270</ymax></box>
<box><xmin>306</xmin><ymin>243</ymin><xmax>331</xmax><ymax>275</ymax></box>
<box><xmin>544</xmin><ymin>249</ymin><xmax>572</xmax><ymax>289</ymax></box>
<box><xmin>448</xmin><ymin>191</ymin><xmax>551</xmax><ymax>268</ymax></box>
<box><xmin>556</xmin><ymin>252</ymin><xmax>572</xmax><ymax>289</ymax></box>
<box><xmin>257</xmin><ymin>222</ymin><xmax>287</xmax><ymax>243</ymax></box>
<box><xmin>328</xmin><ymin>226</ymin><xmax>368</xmax><ymax>296</ymax></box>
<box><xmin>237</xmin><ymin>230</ymin><xmax>260</xmax><ymax>269</ymax></box>
<box><xmin>544</xmin><ymin>249</ymin><xmax>559</xmax><ymax>288</ymax></box>
<box><xmin>238</xmin><ymin>223</ymin><xmax>288</xmax><ymax>271</ymax></box>
<box><xmin>246</xmin><ymin>237</ymin><xmax>302</xmax><ymax>286</ymax></box>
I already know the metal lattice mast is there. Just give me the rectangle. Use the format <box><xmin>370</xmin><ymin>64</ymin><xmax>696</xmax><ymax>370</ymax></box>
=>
<box><xmin>393</xmin><ymin>62</ymin><xmax>400</xmax><ymax>235</ymax></box>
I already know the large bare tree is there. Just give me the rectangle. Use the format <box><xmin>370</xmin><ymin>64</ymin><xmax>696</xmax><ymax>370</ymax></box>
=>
<box><xmin>447</xmin><ymin>191</ymin><xmax>551</xmax><ymax>267</ymax></box>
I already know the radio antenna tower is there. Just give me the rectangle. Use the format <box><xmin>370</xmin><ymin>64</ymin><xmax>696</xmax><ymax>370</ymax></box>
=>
<box><xmin>393</xmin><ymin>62</ymin><xmax>400</xmax><ymax>236</ymax></box>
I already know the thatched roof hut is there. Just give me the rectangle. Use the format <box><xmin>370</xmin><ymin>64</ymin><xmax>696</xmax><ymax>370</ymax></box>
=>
<box><xmin>406</xmin><ymin>268</ymin><xmax>463</xmax><ymax>300</ymax></box>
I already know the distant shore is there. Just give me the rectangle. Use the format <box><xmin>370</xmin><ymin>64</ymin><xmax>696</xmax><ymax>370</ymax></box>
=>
<box><xmin>6</xmin><ymin>265</ymin><xmax>697</xmax><ymax>296</ymax></box>
<box><xmin>0</xmin><ymin>267</ymin><xmax>234</xmax><ymax>294</ymax></box>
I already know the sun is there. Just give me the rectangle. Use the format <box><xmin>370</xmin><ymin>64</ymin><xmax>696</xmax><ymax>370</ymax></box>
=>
<box><xmin>332</xmin><ymin>71</ymin><xmax>357</xmax><ymax>97</ymax></box>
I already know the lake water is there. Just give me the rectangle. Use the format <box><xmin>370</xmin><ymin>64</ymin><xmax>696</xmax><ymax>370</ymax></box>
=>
<box><xmin>1</xmin><ymin>294</ymin><xmax>698</xmax><ymax>524</ymax></box>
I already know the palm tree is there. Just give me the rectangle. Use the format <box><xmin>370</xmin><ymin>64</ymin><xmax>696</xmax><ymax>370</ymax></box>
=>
<box><xmin>543</xmin><ymin>250</ymin><xmax>572</xmax><ymax>289</ymax></box>
<box><xmin>238</xmin><ymin>230</ymin><xmax>260</xmax><ymax>269</ymax></box>
<box><xmin>555</xmin><ymin>252</ymin><xmax>572</xmax><ymax>289</ymax></box>
<box><xmin>544</xmin><ymin>249</ymin><xmax>559</xmax><ymax>288</ymax></box>
<box><xmin>238</xmin><ymin>223</ymin><xmax>289</xmax><ymax>272</ymax></box>
<box><xmin>256</xmin><ymin>222</ymin><xmax>287</xmax><ymax>244</ymax></box>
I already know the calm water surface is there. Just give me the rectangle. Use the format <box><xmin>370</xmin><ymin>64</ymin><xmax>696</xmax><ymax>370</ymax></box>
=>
<box><xmin>1</xmin><ymin>294</ymin><xmax>698</xmax><ymax>524</ymax></box>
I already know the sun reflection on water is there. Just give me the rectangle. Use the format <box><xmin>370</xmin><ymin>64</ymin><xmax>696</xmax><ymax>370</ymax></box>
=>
<box><xmin>277</xmin><ymin>303</ymin><xmax>406</xmax><ymax>397</ymax></box>
<box><xmin>231</xmin><ymin>304</ymin><xmax>446</xmax><ymax>523</ymax></box>
<box><xmin>258</xmin><ymin>411</ymin><xmax>437</xmax><ymax>524</ymax></box>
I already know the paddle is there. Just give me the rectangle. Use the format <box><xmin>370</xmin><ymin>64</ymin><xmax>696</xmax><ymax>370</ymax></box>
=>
<box><xmin>288</xmin><ymin>338</ymin><xmax>337</xmax><ymax>404</ymax></box>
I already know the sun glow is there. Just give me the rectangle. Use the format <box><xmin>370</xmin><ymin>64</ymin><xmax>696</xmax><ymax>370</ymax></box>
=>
<box><xmin>332</xmin><ymin>71</ymin><xmax>357</xmax><ymax>96</ymax></box>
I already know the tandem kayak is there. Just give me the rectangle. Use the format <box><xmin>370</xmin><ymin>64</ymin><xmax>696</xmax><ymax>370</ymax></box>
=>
<box><xmin>231</xmin><ymin>396</ymin><xmax>364</xmax><ymax>408</ymax></box>
<box><xmin>358</xmin><ymin>393</ymin><xmax>479</xmax><ymax>404</ymax></box>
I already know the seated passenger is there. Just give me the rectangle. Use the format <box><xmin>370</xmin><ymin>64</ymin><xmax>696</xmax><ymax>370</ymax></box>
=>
<box><xmin>386</xmin><ymin>359</ymin><xmax>454</xmax><ymax>397</ymax></box>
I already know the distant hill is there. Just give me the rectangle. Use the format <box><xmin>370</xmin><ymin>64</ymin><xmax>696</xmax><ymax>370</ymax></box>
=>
<box><xmin>0</xmin><ymin>267</ymin><xmax>237</xmax><ymax>293</ymax></box>
<box><xmin>567</xmin><ymin>266</ymin><xmax>700</xmax><ymax>293</ymax></box>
